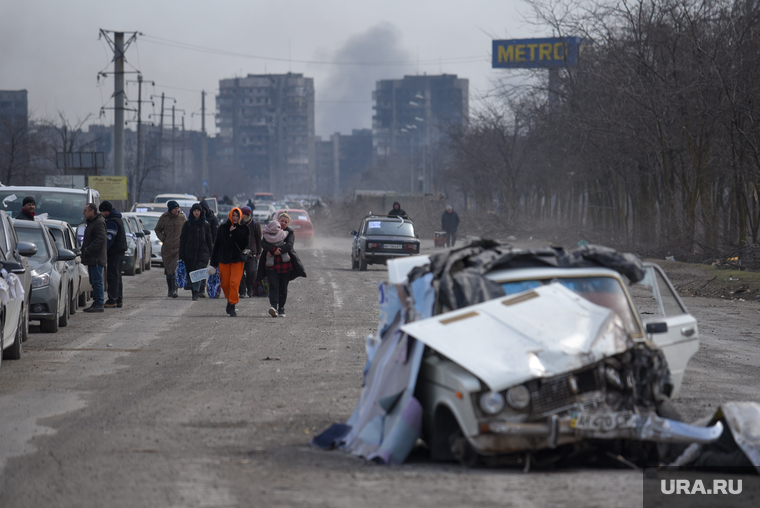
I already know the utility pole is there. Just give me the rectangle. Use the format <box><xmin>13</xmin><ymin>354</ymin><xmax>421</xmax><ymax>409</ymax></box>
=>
<box><xmin>135</xmin><ymin>73</ymin><xmax>142</xmax><ymax>203</ymax></box>
<box><xmin>201</xmin><ymin>91</ymin><xmax>208</xmax><ymax>196</ymax></box>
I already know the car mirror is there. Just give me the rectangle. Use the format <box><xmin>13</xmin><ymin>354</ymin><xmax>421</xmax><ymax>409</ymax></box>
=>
<box><xmin>17</xmin><ymin>241</ymin><xmax>38</xmax><ymax>257</ymax></box>
<box><xmin>56</xmin><ymin>248</ymin><xmax>77</xmax><ymax>262</ymax></box>
<box><xmin>350</xmin><ymin>230</ymin><xmax>357</xmax><ymax>236</ymax></box>
<box><xmin>143</xmin><ymin>229</ymin><xmax>151</xmax><ymax>236</ymax></box>
<box><xmin>646</xmin><ymin>322</ymin><xmax>668</xmax><ymax>334</ymax></box>
<box><xmin>73</xmin><ymin>248</ymin><xmax>81</xmax><ymax>256</ymax></box>
<box><xmin>0</xmin><ymin>260</ymin><xmax>26</xmax><ymax>274</ymax></box>
<box><xmin>135</xmin><ymin>231</ymin><xmax>145</xmax><ymax>238</ymax></box>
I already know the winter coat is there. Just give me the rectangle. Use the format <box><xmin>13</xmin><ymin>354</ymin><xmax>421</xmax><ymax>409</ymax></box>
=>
<box><xmin>14</xmin><ymin>209</ymin><xmax>34</xmax><ymax>221</ymax></box>
<box><xmin>199</xmin><ymin>199</ymin><xmax>219</xmax><ymax>242</ymax></box>
<box><xmin>155</xmin><ymin>210</ymin><xmax>187</xmax><ymax>258</ymax></box>
<box><xmin>241</xmin><ymin>216</ymin><xmax>262</xmax><ymax>256</ymax></box>
<box><xmin>257</xmin><ymin>227</ymin><xmax>307</xmax><ymax>282</ymax></box>
<box><xmin>105</xmin><ymin>209</ymin><xmax>128</xmax><ymax>253</ymax></box>
<box><xmin>179</xmin><ymin>215</ymin><xmax>213</xmax><ymax>271</ymax></box>
<box><xmin>81</xmin><ymin>213</ymin><xmax>108</xmax><ymax>267</ymax></box>
<box><xmin>210</xmin><ymin>207</ymin><xmax>250</xmax><ymax>266</ymax></box>
<box><xmin>441</xmin><ymin>210</ymin><xmax>460</xmax><ymax>233</ymax></box>
<box><xmin>387</xmin><ymin>202</ymin><xmax>407</xmax><ymax>217</ymax></box>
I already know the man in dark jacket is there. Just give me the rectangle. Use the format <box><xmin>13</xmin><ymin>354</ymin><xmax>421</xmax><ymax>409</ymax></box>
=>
<box><xmin>81</xmin><ymin>203</ymin><xmax>108</xmax><ymax>312</ymax></box>
<box><xmin>179</xmin><ymin>203</ymin><xmax>213</xmax><ymax>300</ymax></box>
<box><xmin>441</xmin><ymin>205</ymin><xmax>461</xmax><ymax>247</ymax></box>
<box><xmin>15</xmin><ymin>196</ymin><xmax>36</xmax><ymax>221</ymax></box>
<box><xmin>238</xmin><ymin>206</ymin><xmax>262</xmax><ymax>298</ymax></box>
<box><xmin>387</xmin><ymin>201</ymin><xmax>407</xmax><ymax>217</ymax></box>
<box><xmin>99</xmin><ymin>201</ymin><xmax>128</xmax><ymax>308</ymax></box>
<box><xmin>199</xmin><ymin>199</ymin><xmax>219</xmax><ymax>242</ymax></box>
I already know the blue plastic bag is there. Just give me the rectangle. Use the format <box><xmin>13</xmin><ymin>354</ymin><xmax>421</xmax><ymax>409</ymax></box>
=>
<box><xmin>207</xmin><ymin>270</ymin><xmax>222</xmax><ymax>299</ymax></box>
<box><xmin>175</xmin><ymin>260</ymin><xmax>187</xmax><ymax>288</ymax></box>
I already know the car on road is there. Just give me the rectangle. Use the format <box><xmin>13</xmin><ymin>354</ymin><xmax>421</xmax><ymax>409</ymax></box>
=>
<box><xmin>131</xmin><ymin>211</ymin><xmax>163</xmax><ymax>267</ymax></box>
<box><xmin>0</xmin><ymin>186</ymin><xmax>100</xmax><ymax>228</ymax></box>
<box><xmin>122</xmin><ymin>213</ymin><xmax>152</xmax><ymax>272</ymax></box>
<box><xmin>13</xmin><ymin>220</ymin><xmax>77</xmax><ymax>333</ymax></box>
<box><xmin>0</xmin><ymin>210</ymin><xmax>36</xmax><ymax>366</ymax></box>
<box><xmin>42</xmin><ymin>219</ymin><xmax>86</xmax><ymax>314</ymax></box>
<box><xmin>350</xmin><ymin>214</ymin><xmax>420</xmax><ymax>271</ymax></box>
<box><xmin>252</xmin><ymin>203</ymin><xmax>276</xmax><ymax>225</ymax></box>
<box><xmin>275</xmin><ymin>209</ymin><xmax>314</xmax><ymax>246</ymax></box>
<box><xmin>385</xmin><ymin>244</ymin><xmax>708</xmax><ymax>466</ymax></box>
<box><xmin>154</xmin><ymin>193</ymin><xmax>197</xmax><ymax>203</ymax></box>
<box><xmin>120</xmin><ymin>216</ymin><xmax>141</xmax><ymax>276</ymax></box>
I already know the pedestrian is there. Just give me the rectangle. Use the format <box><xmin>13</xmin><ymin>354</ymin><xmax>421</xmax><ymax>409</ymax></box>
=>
<box><xmin>15</xmin><ymin>196</ymin><xmax>36</xmax><ymax>221</ymax></box>
<box><xmin>238</xmin><ymin>205</ymin><xmax>262</xmax><ymax>298</ymax></box>
<box><xmin>257</xmin><ymin>212</ymin><xmax>306</xmax><ymax>318</ymax></box>
<box><xmin>441</xmin><ymin>204</ymin><xmax>461</xmax><ymax>247</ymax></box>
<box><xmin>200</xmin><ymin>199</ymin><xmax>219</xmax><ymax>242</ymax></box>
<box><xmin>155</xmin><ymin>200</ymin><xmax>187</xmax><ymax>298</ymax></box>
<box><xmin>387</xmin><ymin>201</ymin><xmax>407</xmax><ymax>217</ymax></box>
<box><xmin>179</xmin><ymin>203</ymin><xmax>213</xmax><ymax>301</ymax></box>
<box><xmin>99</xmin><ymin>201</ymin><xmax>128</xmax><ymax>308</ymax></box>
<box><xmin>210</xmin><ymin>207</ymin><xmax>249</xmax><ymax>317</ymax></box>
<box><xmin>81</xmin><ymin>203</ymin><xmax>107</xmax><ymax>313</ymax></box>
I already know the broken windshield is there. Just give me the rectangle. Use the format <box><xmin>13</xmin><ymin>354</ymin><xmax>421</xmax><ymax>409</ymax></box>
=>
<box><xmin>500</xmin><ymin>276</ymin><xmax>641</xmax><ymax>335</ymax></box>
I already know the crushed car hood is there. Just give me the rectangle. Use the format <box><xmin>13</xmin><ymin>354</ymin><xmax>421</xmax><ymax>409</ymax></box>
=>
<box><xmin>400</xmin><ymin>283</ymin><xmax>632</xmax><ymax>392</ymax></box>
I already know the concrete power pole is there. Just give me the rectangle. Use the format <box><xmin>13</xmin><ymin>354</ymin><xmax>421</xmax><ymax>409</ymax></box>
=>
<box><xmin>114</xmin><ymin>32</ymin><xmax>125</xmax><ymax>178</ymax></box>
<box><xmin>134</xmin><ymin>73</ymin><xmax>142</xmax><ymax>203</ymax></box>
<box><xmin>201</xmin><ymin>91</ymin><xmax>208</xmax><ymax>196</ymax></box>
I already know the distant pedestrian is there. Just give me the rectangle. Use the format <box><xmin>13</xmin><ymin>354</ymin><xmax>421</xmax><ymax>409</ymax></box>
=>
<box><xmin>99</xmin><ymin>201</ymin><xmax>128</xmax><ymax>308</ymax></box>
<box><xmin>155</xmin><ymin>200</ymin><xmax>187</xmax><ymax>298</ymax></box>
<box><xmin>81</xmin><ymin>203</ymin><xmax>107</xmax><ymax>313</ymax></box>
<box><xmin>15</xmin><ymin>196</ymin><xmax>35</xmax><ymax>221</ymax></box>
<box><xmin>200</xmin><ymin>199</ymin><xmax>219</xmax><ymax>242</ymax></box>
<box><xmin>179</xmin><ymin>203</ymin><xmax>213</xmax><ymax>300</ymax></box>
<box><xmin>387</xmin><ymin>201</ymin><xmax>407</xmax><ymax>218</ymax></box>
<box><xmin>257</xmin><ymin>212</ymin><xmax>306</xmax><ymax>318</ymax></box>
<box><xmin>441</xmin><ymin>205</ymin><xmax>460</xmax><ymax>247</ymax></box>
<box><xmin>210</xmin><ymin>207</ymin><xmax>249</xmax><ymax>317</ymax></box>
<box><xmin>238</xmin><ymin>205</ymin><xmax>262</xmax><ymax>298</ymax></box>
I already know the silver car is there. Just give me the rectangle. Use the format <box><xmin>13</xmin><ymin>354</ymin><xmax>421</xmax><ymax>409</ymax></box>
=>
<box><xmin>42</xmin><ymin>219</ymin><xmax>86</xmax><ymax>314</ymax></box>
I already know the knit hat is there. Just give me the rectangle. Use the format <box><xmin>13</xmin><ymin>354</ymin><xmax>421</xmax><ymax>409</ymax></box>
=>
<box><xmin>241</xmin><ymin>206</ymin><xmax>252</xmax><ymax>216</ymax></box>
<box><xmin>99</xmin><ymin>201</ymin><xmax>114</xmax><ymax>212</ymax></box>
<box><xmin>446</xmin><ymin>205</ymin><xmax>453</xmax><ymax>211</ymax></box>
<box><xmin>167</xmin><ymin>200</ymin><xmax>180</xmax><ymax>211</ymax></box>
<box><xmin>22</xmin><ymin>196</ymin><xmax>35</xmax><ymax>206</ymax></box>
<box><xmin>190</xmin><ymin>203</ymin><xmax>204</xmax><ymax>215</ymax></box>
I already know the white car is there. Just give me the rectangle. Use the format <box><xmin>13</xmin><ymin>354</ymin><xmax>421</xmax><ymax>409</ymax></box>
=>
<box><xmin>252</xmin><ymin>204</ymin><xmax>276</xmax><ymax>225</ymax></box>
<box><xmin>131</xmin><ymin>211</ymin><xmax>164</xmax><ymax>267</ymax></box>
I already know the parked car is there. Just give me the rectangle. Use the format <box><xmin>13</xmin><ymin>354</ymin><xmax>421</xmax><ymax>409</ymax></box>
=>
<box><xmin>131</xmin><ymin>211</ymin><xmax>163</xmax><ymax>267</ymax></box>
<box><xmin>12</xmin><ymin>220</ymin><xmax>77</xmax><ymax>333</ymax></box>
<box><xmin>42</xmin><ymin>219</ymin><xmax>86</xmax><ymax>314</ymax></box>
<box><xmin>120</xmin><ymin>216</ymin><xmax>141</xmax><ymax>276</ymax></box>
<box><xmin>0</xmin><ymin>210</ymin><xmax>36</xmax><ymax>365</ymax></box>
<box><xmin>122</xmin><ymin>213</ymin><xmax>152</xmax><ymax>272</ymax></box>
<box><xmin>253</xmin><ymin>192</ymin><xmax>275</xmax><ymax>204</ymax></box>
<box><xmin>0</xmin><ymin>186</ymin><xmax>100</xmax><ymax>228</ymax></box>
<box><xmin>350</xmin><ymin>214</ymin><xmax>420</xmax><ymax>271</ymax></box>
<box><xmin>154</xmin><ymin>193</ymin><xmax>197</xmax><ymax>203</ymax></box>
<box><xmin>252</xmin><ymin>203</ymin><xmax>276</xmax><ymax>225</ymax></box>
<box><xmin>382</xmin><ymin>244</ymin><xmax>709</xmax><ymax>466</ymax></box>
<box><xmin>275</xmin><ymin>209</ymin><xmax>314</xmax><ymax>246</ymax></box>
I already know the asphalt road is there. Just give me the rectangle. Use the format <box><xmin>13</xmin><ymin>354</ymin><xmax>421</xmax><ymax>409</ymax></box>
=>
<box><xmin>0</xmin><ymin>236</ymin><xmax>758</xmax><ymax>508</ymax></box>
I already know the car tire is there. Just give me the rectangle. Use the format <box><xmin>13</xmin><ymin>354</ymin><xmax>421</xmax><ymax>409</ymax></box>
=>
<box><xmin>126</xmin><ymin>257</ymin><xmax>136</xmax><ymax>276</ymax></box>
<box><xmin>78</xmin><ymin>290</ymin><xmax>88</xmax><ymax>308</ymax></box>
<box><xmin>359</xmin><ymin>256</ymin><xmax>367</xmax><ymax>271</ymax></box>
<box><xmin>351</xmin><ymin>254</ymin><xmax>358</xmax><ymax>270</ymax></box>
<box><xmin>145</xmin><ymin>258</ymin><xmax>151</xmax><ymax>271</ymax></box>
<box><xmin>21</xmin><ymin>299</ymin><xmax>30</xmax><ymax>343</ymax></box>
<box><xmin>69</xmin><ymin>283</ymin><xmax>77</xmax><ymax>315</ymax></box>
<box><xmin>2</xmin><ymin>309</ymin><xmax>23</xmax><ymax>361</ymax></box>
<box><xmin>40</xmin><ymin>302</ymin><xmax>60</xmax><ymax>334</ymax></box>
<box><xmin>58</xmin><ymin>290</ymin><xmax>69</xmax><ymax>328</ymax></box>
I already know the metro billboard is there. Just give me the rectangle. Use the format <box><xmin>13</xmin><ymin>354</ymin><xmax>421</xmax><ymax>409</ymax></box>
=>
<box><xmin>492</xmin><ymin>37</ymin><xmax>582</xmax><ymax>69</ymax></box>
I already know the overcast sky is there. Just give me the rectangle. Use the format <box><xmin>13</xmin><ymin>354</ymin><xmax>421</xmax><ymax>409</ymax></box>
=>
<box><xmin>1</xmin><ymin>0</ymin><xmax>539</xmax><ymax>138</ymax></box>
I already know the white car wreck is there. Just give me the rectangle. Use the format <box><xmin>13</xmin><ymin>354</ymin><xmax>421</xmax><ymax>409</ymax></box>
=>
<box><xmin>314</xmin><ymin>241</ymin><xmax>725</xmax><ymax>467</ymax></box>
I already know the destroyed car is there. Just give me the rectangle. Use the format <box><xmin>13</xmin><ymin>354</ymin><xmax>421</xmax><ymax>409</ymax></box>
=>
<box><xmin>315</xmin><ymin>241</ymin><xmax>723</xmax><ymax>467</ymax></box>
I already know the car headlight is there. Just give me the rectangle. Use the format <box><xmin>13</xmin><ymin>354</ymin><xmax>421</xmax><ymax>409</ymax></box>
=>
<box><xmin>32</xmin><ymin>272</ymin><xmax>51</xmax><ymax>288</ymax></box>
<box><xmin>479</xmin><ymin>391</ymin><xmax>505</xmax><ymax>415</ymax></box>
<box><xmin>506</xmin><ymin>385</ymin><xmax>531</xmax><ymax>409</ymax></box>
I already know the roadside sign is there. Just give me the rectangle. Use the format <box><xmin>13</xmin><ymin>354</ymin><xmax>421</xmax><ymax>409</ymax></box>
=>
<box><xmin>202</xmin><ymin>179</ymin><xmax>209</xmax><ymax>187</ymax></box>
<box><xmin>88</xmin><ymin>176</ymin><xmax>128</xmax><ymax>201</ymax></box>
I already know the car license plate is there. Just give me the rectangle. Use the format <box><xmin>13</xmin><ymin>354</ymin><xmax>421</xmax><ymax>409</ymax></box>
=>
<box><xmin>384</xmin><ymin>244</ymin><xmax>401</xmax><ymax>249</ymax></box>
<box><xmin>571</xmin><ymin>411</ymin><xmax>636</xmax><ymax>432</ymax></box>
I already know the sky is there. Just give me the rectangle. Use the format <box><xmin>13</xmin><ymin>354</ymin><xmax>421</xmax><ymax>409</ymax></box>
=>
<box><xmin>0</xmin><ymin>0</ymin><xmax>541</xmax><ymax>138</ymax></box>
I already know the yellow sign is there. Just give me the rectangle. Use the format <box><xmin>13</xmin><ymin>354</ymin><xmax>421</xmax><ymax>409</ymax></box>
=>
<box><xmin>88</xmin><ymin>176</ymin><xmax>128</xmax><ymax>201</ymax></box>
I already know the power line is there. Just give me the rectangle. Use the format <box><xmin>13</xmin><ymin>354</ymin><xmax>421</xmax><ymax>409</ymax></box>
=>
<box><xmin>139</xmin><ymin>34</ymin><xmax>486</xmax><ymax>66</ymax></box>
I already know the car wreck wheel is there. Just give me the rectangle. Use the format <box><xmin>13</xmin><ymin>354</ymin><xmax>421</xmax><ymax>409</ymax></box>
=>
<box><xmin>450</xmin><ymin>430</ymin><xmax>479</xmax><ymax>467</ymax></box>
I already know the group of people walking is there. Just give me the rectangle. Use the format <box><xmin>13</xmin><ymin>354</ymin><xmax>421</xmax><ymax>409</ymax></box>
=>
<box><xmin>153</xmin><ymin>200</ymin><xmax>305</xmax><ymax>317</ymax></box>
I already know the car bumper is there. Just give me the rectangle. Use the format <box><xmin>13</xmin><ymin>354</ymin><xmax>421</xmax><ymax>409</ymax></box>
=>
<box><xmin>30</xmin><ymin>285</ymin><xmax>57</xmax><ymax>320</ymax></box>
<box><xmin>363</xmin><ymin>252</ymin><xmax>419</xmax><ymax>264</ymax></box>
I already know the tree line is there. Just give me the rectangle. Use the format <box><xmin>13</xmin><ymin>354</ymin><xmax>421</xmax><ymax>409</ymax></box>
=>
<box><xmin>441</xmin><ymin>0</ymin><xmax>760</xmax><ymax>262</ymax></box>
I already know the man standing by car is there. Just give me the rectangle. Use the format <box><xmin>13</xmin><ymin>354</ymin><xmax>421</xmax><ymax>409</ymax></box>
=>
<box><xmin>155</xmin><ymin>200</ymin><xmax>186</xmax><ymax>298</ymax></box>
<box><xmin>81</xmin><ymin>203</ymin><xmax>107</xmax><ymax>312</ymax></box>
<box><xmin>99</xmin><ymin>201</ymin><xmax>127</xmax><ymax>308</ymax></box>
<box><xmin>441</xmin><ymin>205</ymin><xmax>460</xmax><ymax>247</ymax></box>
<box><xmin>15</xmin><ymin>196</ymin><xmax>36</xmax><ymax>221</ymax></box>
<box><xmin>238</xmin><ymin>206</ymin><xmax>262</xmax><ymax>298</ymax></box>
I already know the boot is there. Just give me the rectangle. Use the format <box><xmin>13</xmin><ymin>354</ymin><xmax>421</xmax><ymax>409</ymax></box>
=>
<box><xmin>168</xmin><ymin>275</ymin><xmax>178</xmax><ymax>298</ymax></box>
<box><xmin>225</xmin><ymin>302</ymin><xmax>232</xmax><ymax>314</ymax></box>
<box><xmin>229</xmin><ymin>304</ymin><xmax>236</xmax><ymax>317</ymax></box>
<box><xmin>166</xmin><ymin>275</ymin><xmax>173</xmax><ymax>298</ymax></box>
<box><xmin>198</xmin><ymin>280</ymin><xmax>207</xmax><ymax>298</ymax></box>
<box><xmin>192</xmin><ymin>290</ymin><xmax>199</xmax><ymax>301</ymax></box>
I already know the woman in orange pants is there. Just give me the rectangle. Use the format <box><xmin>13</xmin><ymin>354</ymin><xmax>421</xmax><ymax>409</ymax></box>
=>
<box><xmin>210</xmin><ymin>207</ymin><xmax>250</xmax><ymax>316</ymax></box>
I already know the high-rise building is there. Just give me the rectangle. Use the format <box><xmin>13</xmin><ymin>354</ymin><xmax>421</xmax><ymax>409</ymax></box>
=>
<box><xmin>315</xmin><ymin>129</ymin><xmax>373</xmax><ymax>199</ymax></box>
<box><xmin>216</xmin><ymin>73</ymin><xmax>315</xmax><ymax>196</ymax></box>
<box><xmin>0</xmin><ymin>90</ymin><xmax>28</xmax><ymax>121</ymax></box>
<box><xmin>0</xmin><ymin>90</ymin><xmax>30</xmax><ymax>185</ymax></box>
<box><xmin>372</xmin><ymin>74</ymin><xmax>469</xmax><ymax>160</ymax></box>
